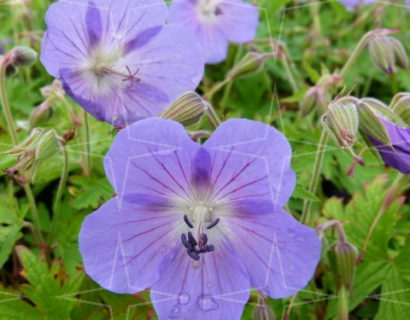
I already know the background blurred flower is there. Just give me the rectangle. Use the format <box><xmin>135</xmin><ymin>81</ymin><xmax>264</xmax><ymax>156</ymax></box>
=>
<box><xmin>169</xmin><ymin>0</ymin><xmax>259</xmax><ymax>64</ymax></box>
<box><xmin>40</xmin><ymin>0</ymin><xmax>204</xmax><ymax>125</ymax></box>
<box><xmin>79</xmin><ymin>118</ymin><xmax>321</xmax><ymax>319</ymax></box>
<box><xmin>338</xmin><ymin>0</ymin><xmax>376</xmax><ymax>11</ymax></box>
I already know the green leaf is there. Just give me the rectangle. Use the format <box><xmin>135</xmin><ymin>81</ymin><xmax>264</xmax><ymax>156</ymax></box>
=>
<box><xmin>70</xmin><ymin>175</ymin><xmax>114</xmax><ymax>210</ymax></box>
<box><xmin>0</xmin><ymin>294</ymin><xmax>43</xmax><ymax>320</ymax></box>
<box><xmin>323</xmin><ymin>175</ymin><xmax>402</xmax><ymax>262</ymax></box>
<box><xmin>292</xmin><ymin>184</ymin><xmax>320</xmax><ymax>201</ymax></box>
<box><xmin>375</xmin><ymin>267</ymin><xmax>410</xmax><ymax>320</ymax></box>
<box><xmin>0</xmin><ymin>226</ymin><xmax>22</xmax><ymax>268</ymax></box>
<box><xmin>16</xmin><ymin>246</ymin><xmax>84</xmax><ymax>320</ymax></box>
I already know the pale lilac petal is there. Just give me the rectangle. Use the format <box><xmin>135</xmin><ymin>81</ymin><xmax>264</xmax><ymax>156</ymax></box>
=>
<box><xmin>151</xmin><ymin>242</ymin><xmax>250</xmax><ymax>320</ymax></box>
<box><xmin>225</xmin><ymin>209</ymin><xmax>321</xmax><ymax>298</ymax></box>
<box><xmin>106</xmin><ymin>0</ymin><xmax>167</xmax><ymax>41</ymax></box>
<box><xmin>60</xmin><ymin>68</ymin><xmax>169</xmax><ymax>125</ymax></box>
<box><xmin>218</xmin><ymin>0</ymin><xmax>259</xmax><ymax>43</ymax></box>
<box><xmin>168</xmin><ymin>0</ymin><xmax>257</xmax><ymax>64</ymax></box>
<box><xmin>104</xmin><ymin>118</ymin><xmax>200</xmax><ymax>203</ymax></box>
<box><xmin>41</xmin><ymin>0</ymin><xmax>108</xmax><ymax>77</ymax></box>
<box><xmin>204</xmin><ymin>119</ymin><xmax>296</xmax><ymax>208</ymax></box>
<box><xmin>79</xmin><ymin>198</ymin><xmax>180</xmax><ymax>294</ymax></box>
<box><xmin>124</xmin><ymin>24</ymin><xmax>205</xmax><ymax>115</ymax></box>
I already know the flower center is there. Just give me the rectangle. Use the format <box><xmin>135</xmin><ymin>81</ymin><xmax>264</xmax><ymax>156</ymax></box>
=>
<box><xmin>180</xmin><ymin>203</ymin><xmax>220</xmax><ymax>261</ymax></box>
<box><xmin>196</xmin><ymin>0</ymin><xmax>223</xmax><ymax>23</ymax></box>
<box><xmin>80</xmin><ymin>45</ymin><xmax>141</xmax><ymax>94</ymax></box>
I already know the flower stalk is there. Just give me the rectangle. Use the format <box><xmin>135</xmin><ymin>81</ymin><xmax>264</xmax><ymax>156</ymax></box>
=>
<box><xmin>50</xmin><ymin>142</ymin><xmax>69</xmax><ymax>241</ymax></box>
<box><xmin>339</xmin><ymin>29</ymin><xmax>398</xmax><ymax>79</ymax></box>
<box><xmin>301</xmin><ymin>129</ymin><xmax>329</xmax><ymax>225</ymax></box>
<box><xmin>81</xmin><ymin>110</ymin><xmax>92</xmax><ymax>177</ymax></box>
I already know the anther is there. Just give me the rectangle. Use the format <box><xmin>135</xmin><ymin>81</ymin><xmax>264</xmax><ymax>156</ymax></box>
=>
<box><xmin>188</xmin><ymin>232</ymin><xmax>197</xmax><ymax>247</ymax></box>
<box><xmin>187</xmin><ymin>249</ymin><xmax>200</xmax><ymax>261</ymax></box>
<box><xmin>183</xmin><ymin>214</ymin><xmax>194</xmax><ymax>228</ymax></box>
<box><xmin>206</xmin><ymin>244</ymin><xmax>215</xmax><ymax>252</ymax></box>
<box><xmin>181</xmin><ymin>234</ymin><xmax>190</xmax><ymax>249</ymax></box>
<box><xmin>206</xmin><ymin>218</ymin><xmax>220</xmax><ymax>230</ymax></box>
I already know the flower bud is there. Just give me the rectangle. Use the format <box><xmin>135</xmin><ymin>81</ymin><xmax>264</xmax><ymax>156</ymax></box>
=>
<box><xmin>160</xmin><ymin>91</ymin><xmax>207</xmax><ymax>126</ymax></box>
<box><xmin>389</xmin><ymin>37</ymin><xmax>408</xmax><ymax>70</ymax></box>
<box><xmin>35</xmin><ymin>130</ymin><xmax>61</xmax><ymax>162</ymax></box>
<box><xmin>5</xmin><ymin>128</ymin><xmax>44</xmax><ymax>157</ymax></box>
<box><xmin>321</xmin><ymin>101</ymin><xmax>359</xmax><ymax>148</ymax></box>
<box><xmin>8</xmin><ymin>46</ymin><xmax>37</xmax><ymax>68</ymax></box>
<box><xmin>253</xmin><ymin>304</ymin><xmax>275</xmax><ymax>320</ymax></box>
<box><xmin>4</xmin><ymin>129</ymin><xmax>61</xmax><ymax>182</ymax></box>
<box><xmin>253</xmin><ymin>295</ymin><xmax>275</xmax><ymax>320</ymax></box>
<box><xmin>331</xmin><ymin>241</ymin><xmax>357</xmax><ymax>291</ymax></box>
<box><xmin>368</xmin><ymin>36</ymin><xmax>395</xmax><ymax>74</ymax></box>
<box><xmin>227</xmin><ymin>52</ymin><xmax>270</xmax><ymax>79</ymax></box>
<box><xmin>29</xmin><ymin>101</ymin><xmax>53</xmax><ymax>129</ymax></box>
<box><xmin>390</xmin><ymin>93</ymin><xmax>410</xmax><ymax>124</ymax></box>
<box><xmin>301</xmin><ymin>85</ymin><xmax>330</xmax><ymax>116</ymax></box>
<box><xmin>357</xmin><ymin>99</ymin><xmax>392</xmax><ymax>146</ymax></box>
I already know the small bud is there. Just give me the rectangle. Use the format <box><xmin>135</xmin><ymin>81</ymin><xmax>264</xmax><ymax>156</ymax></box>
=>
<box><xmin>253</xmin><ymin>295</ymin><xmax>275</xmax><ymax>320</ymax></box>
<box><xmin>227</xmin><ymin>52</ymin><xmax>270</xmax><ymax>79</ymax></box>
<box><xmin>5</xmin><ymin>128</ymin><xmax>44</xmax><ymax>157</ymax></box>
<box><xmin>357</xmin><ymin>99</ymin><xmax>392</xmax><ymax>146</ymax></box>
<box><xmin>322</xmin><ymin>101</ymin><xmax>359</xmax><ymax>148</ymax></box>
<box><xmin>390</xmin><ymin>93</ymin><xmax>410</xmax><ymax>124</ymax></box>
<box><xmin>29</xmin><ymin>101</ymin><xmax>53</xmax><ymax>129</ymax></box>
<box><xmin>35</xmin><ymin>130</ymin><xmax>61</xmax><ymax>162</ymax></box>
<box><xmin>389</xmin><ymin>37</ymin><xmax>408</xmax><ymax>70</ymax></box>
<box><xmin>8</xmin><ymin>46</ymin><xmax>37</xmax><ymax>68</ymax></box>
<box><xmin>368</xmin><ymin>36</ymin><xmax>395</xmax><ymax>74</ymax></box>
<box><xmin>332</xmin><ymin>241</ymin><xmax>358</xmax><ymax>291</ymax></box>
<box><xmin>160</xmin><ymin>91</ymin><xmax>207</xmax><ymax>126</ymax></box>
<box><xmin>301</xmin><ymin>85</ymin><xmax>330</xmax><ymax>116</ymax></box>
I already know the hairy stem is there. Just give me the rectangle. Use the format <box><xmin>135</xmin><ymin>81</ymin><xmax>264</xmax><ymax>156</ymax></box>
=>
<box><xmin>301</xmin><ymin>129</ymin><xmax>329</xmax><ymax>225</ymax></box>
<box><xmin>81</xmin><ymin>110</ymin><xmax>92</xmax><ymax>177</ymax></box>
<box><xmin>338</xmin><ymin>285</ymin><xmax>349</xmax><ymax>320</ymax></box>
<box><xmin>50</xmin><ymin>143</ymin><xmax>69</xmax><ymax>242</ymax></box>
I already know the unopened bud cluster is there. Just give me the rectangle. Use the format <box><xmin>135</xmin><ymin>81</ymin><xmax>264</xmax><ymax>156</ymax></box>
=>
<box><xmin>5</xmin><ymin>129</ymin><xmax>61</xmax><ymax>183</ymax></box>
<box><xmin>368</xmin><ymin>35</ymin><xmax>408</xmax><ymax>74</ymax></box>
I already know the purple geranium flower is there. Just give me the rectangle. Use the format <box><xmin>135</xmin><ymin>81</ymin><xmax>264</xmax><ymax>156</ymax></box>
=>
<box><xmin>338</xmin><ymin>0</ymin><xmax>376</xmax><ymax>10</ymax></box>
<box><xmin>40</xmin><ymin>0</ymin><xmax>204</xmax><ymax>125</ymax></box>
<box><xmin>79</xmin><ymin>118</ymin><xmax>321</xmax><ymax>319</ymax></box>
<box><xmin>369</xmin><ymin>117</ymin><xmax>410</xmax><ymax>174</ymax></box>
<box><xmin>169</xmin><ymin>0</ymin><xmax>259</xmax><ymax>64</ymax></box>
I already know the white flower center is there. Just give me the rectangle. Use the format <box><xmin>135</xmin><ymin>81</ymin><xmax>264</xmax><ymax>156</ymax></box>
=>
<box><xmin>79</xmin><ymin>45</ymin><xmax>140</xmax><ymax>95</ymax></box>
<box><xmin>196</xmin><ymin>0</ymin><xmax>223</xmax><ymax>23</ymax></box>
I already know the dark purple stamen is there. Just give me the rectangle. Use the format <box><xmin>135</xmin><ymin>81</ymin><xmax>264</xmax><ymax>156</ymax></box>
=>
<box><xmin>183</xmin><ymin>214</ymin><xmax>194</xmax><ymax>228</ymax></box>
<box><xmin>188</xmin><ymin>232</ymin><xmax>197</xmax><ymax>247</ymax></box>
<box><xmin>181</xmin><ymin>234</ymin><xmax>190</xmax><ymax>249</ymax></box>
<box><xmin>206</xmin><ymin>244</ymin><xmax>215</xmax><ymax>252</ymax></box>
<box><xmin>206</xmin><ymin>218</ymin><xmax>220</xmax><ymax>230</ymax></box>
<box><xmin>187</xmin><ymin>249</ymin><xmax>200</xmax><ymax>261</ymax></box>
<box><xmin>182</xmin><ymin>231</ymin><xmax>215</xmax><ymax>261</ymax></box>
